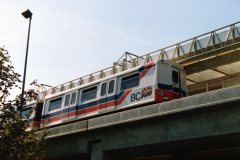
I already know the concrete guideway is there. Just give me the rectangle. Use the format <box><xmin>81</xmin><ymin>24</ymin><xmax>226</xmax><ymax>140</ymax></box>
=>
<box><xmin>46</xmin><ymin>85</ymin><xmax>240</xmax><ymax>138</ymax></box>
<box><xmin>46</xmin><ymin>85</ymin><xmax>240</xmax><ymax>159</ymax></box>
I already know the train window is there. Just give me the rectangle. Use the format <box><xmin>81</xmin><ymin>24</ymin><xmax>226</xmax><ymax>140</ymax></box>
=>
<box><xmin>108</xmin><ymin>80</ymin><xmax>115</xmax><ymax>94</ymax></box>
<box><xmin>49</xmin><ymin>97</ymin><xmax>62</xmax><ymax>111</ymax></box>
<box><xmin>121</xmin><ymin>73</ymin><xmax>140</xmax><ymax>91</ymax></box>
<box><xmin>71</xmin><ymin>92</ymin><xmax>77</xmax><ymax>105</ymax></box>
<box><xmin>101</xmin><ymin>83</ymin><xmax>107</xmax><ymax>96</ymax></box>
<box><xmin>81</xmin><ymin>86</ymin><xmax>97</xmax><ymax>102</ymax></box>
<box><xmin>64</xmin><ymin>94</ymin><xmax>70</xmax><ymax>106</ymax></box>
<box><xmin>172</xmin><ymin>71</ymin><xmax>179</xmax><ymax>83</ymax></box>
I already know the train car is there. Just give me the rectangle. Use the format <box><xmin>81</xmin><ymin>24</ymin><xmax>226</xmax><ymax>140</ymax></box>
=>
<box><xmin>41</xmin><ymin>59</ymin><xmax>187</xmax><ymax>127</ymax></box>
<box><xmin>21</xmin><ymin>99</ymin><xmax>44</xmax><ymax>130</ymax></box>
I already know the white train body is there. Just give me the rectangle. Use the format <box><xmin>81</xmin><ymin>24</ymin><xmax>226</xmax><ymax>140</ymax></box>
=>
<box><xmin>39</xmin><ymin>60</ymin><xmax>187</xmax><ymax>127</ymax></box>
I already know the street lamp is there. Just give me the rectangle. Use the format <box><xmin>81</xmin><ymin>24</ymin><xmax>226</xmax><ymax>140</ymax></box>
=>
<box><xmin>20</xmin><ymin>9</ymin><xmax>32</xmax><ymax>111</ymax></box>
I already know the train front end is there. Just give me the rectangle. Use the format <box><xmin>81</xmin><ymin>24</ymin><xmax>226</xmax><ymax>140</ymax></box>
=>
<box><xmin>155</xmin><ymin>60</ymin><xmax>187</xmax><ymax>102</ymax></box>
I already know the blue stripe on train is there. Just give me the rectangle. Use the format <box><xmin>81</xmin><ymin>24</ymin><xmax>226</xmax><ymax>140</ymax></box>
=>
<box><xmin>138</xmin><ymin>65</ymin><xmax>145</xmax><ymax>72</ymax></box>
<box><xmin>98</xmin><ymin>95</ymin><xmax>118</xmax><ymax>104</ymax></box>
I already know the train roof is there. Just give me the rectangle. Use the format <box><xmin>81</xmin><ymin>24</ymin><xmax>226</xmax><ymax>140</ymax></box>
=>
<box><xmin>41</xmin><ymin>51</ymin><xmax>184</xmax><ymax>99</ymax></box>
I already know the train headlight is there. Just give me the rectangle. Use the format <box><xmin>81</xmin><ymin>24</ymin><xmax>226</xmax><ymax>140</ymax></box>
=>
<box><xmin>158</xmin><ymin>90</ymin><xmax>163</xmax><ymax>96</ymax></box>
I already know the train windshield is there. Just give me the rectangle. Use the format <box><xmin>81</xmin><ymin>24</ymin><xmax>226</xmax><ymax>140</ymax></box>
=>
<box><xmin>21</xmin><ymin>105</ymin><xmax>34</xmax><ymax>119</ymax></box>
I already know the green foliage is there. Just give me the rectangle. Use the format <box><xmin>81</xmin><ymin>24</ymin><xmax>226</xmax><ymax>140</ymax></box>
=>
<box><xmin>0</xmin><ymin>48</ymin><xmax>47</xmax><ymax>160</ymax></box>
<box><xmin>0</xmin><ymin>48</ymin><xmax>21</xmax><ymax>102</ymax></box>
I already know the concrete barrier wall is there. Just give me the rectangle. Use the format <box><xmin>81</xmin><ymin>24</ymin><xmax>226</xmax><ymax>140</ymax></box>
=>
<box><xmin>88</xmin><ymin>85</ymin><xmax>240</xmax><ymax>130</ymax></box>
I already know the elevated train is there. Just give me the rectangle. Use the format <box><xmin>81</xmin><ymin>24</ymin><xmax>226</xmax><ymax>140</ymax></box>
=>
<box><xmin>22</xmin><ymin>59</ymin><xmax>187</xmax><ymax>130</ymax></box>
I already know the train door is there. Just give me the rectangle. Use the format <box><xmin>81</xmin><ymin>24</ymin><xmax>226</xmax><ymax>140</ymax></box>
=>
<box><xmin>172</xmin><ymin>67</ymin><xmax>181</xmax><ymax>97</ymax></box>
<box><xmin>99</xmin><ymin>78</ymin><xmax>116</xmax><ymax>113</ymax></box>
<box><xmin>63</xmin><ymin>91</ymin><xmax>77</xmax><ymax>121</ymax></box>
<box><xmin>43</xmin><ymin>96</ymin><xmax>64</xmax><ymax>126</ymax></box>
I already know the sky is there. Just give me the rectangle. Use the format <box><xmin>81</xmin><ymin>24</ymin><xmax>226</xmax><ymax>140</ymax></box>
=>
<box><xmin>0</xmin><ymin>0</ymin><xmax>240</xmax><ymax>97</ymax></box>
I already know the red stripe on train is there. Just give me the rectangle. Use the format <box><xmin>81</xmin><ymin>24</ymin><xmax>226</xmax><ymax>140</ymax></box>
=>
<box><xmin>140</xmin><ymin>62</ymin><xmax>154</xmax><ymax>79</ymax></box>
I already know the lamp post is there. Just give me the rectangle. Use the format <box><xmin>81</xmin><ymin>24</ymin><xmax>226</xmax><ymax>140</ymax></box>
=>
<box><xmin>20</xmin><ymin>9</ymin><xmax>32</xmax><ymax>111</ymax></box>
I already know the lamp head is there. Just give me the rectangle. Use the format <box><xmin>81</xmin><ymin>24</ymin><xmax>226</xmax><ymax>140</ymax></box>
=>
<box><xmin>22</xmin><ymin>9</ymin><xmax>32</xmax><ymax>19</ymax></box>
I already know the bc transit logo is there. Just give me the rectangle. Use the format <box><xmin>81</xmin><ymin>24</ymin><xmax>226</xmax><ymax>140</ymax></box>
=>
<box><xmin>130</xmin><ymin>86</ymin><xmax>152</xmax><ymax>102</ymax></box>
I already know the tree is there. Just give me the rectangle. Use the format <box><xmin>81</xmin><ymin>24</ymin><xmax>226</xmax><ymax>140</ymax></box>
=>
<box><xmin>0</xmin><ymin>47</ymin><xmax>47</xmax><ymax>160</ymax></box>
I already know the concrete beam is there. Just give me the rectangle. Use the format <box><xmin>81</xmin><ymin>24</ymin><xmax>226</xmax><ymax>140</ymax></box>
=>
<box><xmin>183</xmin><ymin>45</ymin><xmax>240</xmax><ymax>75</ymax></box>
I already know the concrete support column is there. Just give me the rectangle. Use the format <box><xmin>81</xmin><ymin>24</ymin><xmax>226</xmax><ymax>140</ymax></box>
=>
<box><xmin>90</xmin><ymin>142</ymin><xmax>103</xmax><ymax>160</ymax></box>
